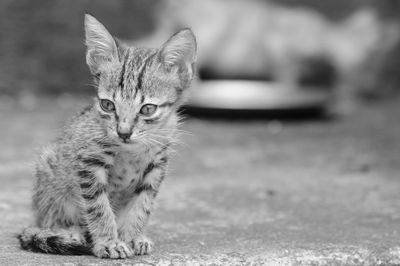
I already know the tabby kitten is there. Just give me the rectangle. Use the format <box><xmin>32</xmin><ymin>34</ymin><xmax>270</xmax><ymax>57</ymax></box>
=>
<box><xmin>18</xmin><ymin>14</ymin><xmax>196</xmax><ymax>259</ymax></box>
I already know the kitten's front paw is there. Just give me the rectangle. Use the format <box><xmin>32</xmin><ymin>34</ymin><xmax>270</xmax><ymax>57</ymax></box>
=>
<box><xmin>93</xmin><ymin>240</ymin><xmax>133</xmax><ymax>259</ymax></box>
<box><xmin>131</xmin><ymin>235</ymin><xmax>153</xmax><ymax>255</ymax></box>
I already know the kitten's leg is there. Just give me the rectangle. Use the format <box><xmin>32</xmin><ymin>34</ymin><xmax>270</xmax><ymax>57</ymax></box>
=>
<box><xmin>117</xmin><ymin>160</ymin><xmax>167</xmax><ymax>255</ymax></box>
<box><xmin>78</xmin><ymin>166</ymin><xmax>133</xmax><ymax>259</ymax></box>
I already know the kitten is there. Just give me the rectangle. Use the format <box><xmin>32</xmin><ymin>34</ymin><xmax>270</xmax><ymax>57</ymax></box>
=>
<box><xmin>18</xmin><ymin>14</ymin><xmax>196</xmax><ymax>259</ymax></box>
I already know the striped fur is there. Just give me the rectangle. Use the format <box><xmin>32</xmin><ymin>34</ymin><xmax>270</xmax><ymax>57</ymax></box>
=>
<box><xmin>19</xmin><ymin>14</ymin><xmax>196</xmax><ymax>259</ymax></box>
<box><xmin>18</xmin><ymin>227</ymin><xmax>91</xmax><ymax>255</ymax></box>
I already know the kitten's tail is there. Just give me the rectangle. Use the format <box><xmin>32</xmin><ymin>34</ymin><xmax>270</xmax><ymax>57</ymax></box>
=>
<box><xmin>18</xmin><ymin>227</ymin><xmax>91</xmax><ymax>255</ymax></box>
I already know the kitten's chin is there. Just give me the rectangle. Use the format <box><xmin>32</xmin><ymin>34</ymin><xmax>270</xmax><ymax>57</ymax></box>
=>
<box><xmin>119</xmin><ymin>139</ymin><xmax>148</xmax><ymax>152</ymax></box>
<box><xmin>119</xmin><ymin>139</ymin><xmax>133</xmax><ymax>145</ymax></box>
<box><xmin>120</xmin><ymin>139</ymin><xmax>141</xmax><ymax>146</ymax></box>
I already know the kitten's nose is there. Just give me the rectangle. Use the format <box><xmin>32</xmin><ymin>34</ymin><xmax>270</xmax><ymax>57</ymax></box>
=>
<box><xmin>117</xmin><ymin>130</ymin><xmax>132</xmax><ymax>141</ymax></box>
<box><xmin>118</xmin><ymin>131</ymin><xmax>131</xmax><ymax>141</ymax></box>
<box><xmin>117</xmin><ymin>125</ymin><xmax>132</xmax><ymax>141</ymax></box>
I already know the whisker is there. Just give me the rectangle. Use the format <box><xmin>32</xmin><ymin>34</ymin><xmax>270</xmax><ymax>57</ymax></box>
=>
<box><xmin>83</xmin><ymin>83</ymin><xmax>99</xmax><ymax>89</ymax></box>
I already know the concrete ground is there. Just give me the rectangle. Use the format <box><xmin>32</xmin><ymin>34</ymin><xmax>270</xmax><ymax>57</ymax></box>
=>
<box><xmin>0</xmin><ymin>96</ymin><xmax>400</xmax><ymax>265</ymax></box>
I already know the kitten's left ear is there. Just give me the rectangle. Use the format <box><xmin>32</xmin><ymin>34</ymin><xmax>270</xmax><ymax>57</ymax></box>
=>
<box><xmin>84</xmin><ymin>14</ymin><xmax>119</xmax><ymax>74</ymax></box>
<box><xmin>159</xmin><ymin>29</ymin><xmax>197</xmax><ymax>80</ymax></box>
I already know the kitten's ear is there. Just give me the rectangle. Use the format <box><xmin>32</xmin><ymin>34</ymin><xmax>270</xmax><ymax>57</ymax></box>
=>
<box><xmin>159</xmin><ymin>29</ymin><xmax>197</xmax><ymax>79</ymax></box>
<box><xmin>84</xmin><ymin>14</ymin><xmax>119</xmax><ymax>74</ymax></box>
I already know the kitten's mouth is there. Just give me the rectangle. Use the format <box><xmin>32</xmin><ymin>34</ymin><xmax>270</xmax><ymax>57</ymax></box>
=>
<box><xmin>121</xmin><ymin>139</ymin><xmax>131</xmax><ymax>144</ymax></box>
<box><xmin>120</xmin><ymin>138</ymin><xmax>137</xmax><ymax>145</ymax></box>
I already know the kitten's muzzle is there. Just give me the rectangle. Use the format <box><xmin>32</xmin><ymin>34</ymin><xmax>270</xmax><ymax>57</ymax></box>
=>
<box><xmin>117</xmin><ymin>126</ymin><xmax>132</xmax><ymax>142</ymax></box>
<box><xmin>118</xmin><ymin>131</ymin><xmax>131</xmax><ymax>142</ymax></box>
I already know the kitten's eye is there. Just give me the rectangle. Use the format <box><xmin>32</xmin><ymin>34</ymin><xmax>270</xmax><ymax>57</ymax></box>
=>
<box><xmin>140</xmin><ymin>104</ymin><xmax>157</xmax><ymax>116</ymax></box>
<box><xmin>100</xmin><ymin>99</ymin><xmax>115</xmax><ymax>112</ymax></box>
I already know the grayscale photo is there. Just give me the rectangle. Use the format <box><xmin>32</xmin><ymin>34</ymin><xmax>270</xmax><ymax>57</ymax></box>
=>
<box><xmin>0</xmin><ymin>0</ymin><xmax>400</xmax><ymax>265</ymax></box>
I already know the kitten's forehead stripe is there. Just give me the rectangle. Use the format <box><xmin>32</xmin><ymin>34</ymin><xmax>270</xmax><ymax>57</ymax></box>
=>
<box><xmin>135</xmin><ymin>51</ymin><xmax>157</xmax><ymax>96</ymax></box>
<box><xmin>116</xmin><ymin>49</ymin><xmax>158</xmax><ymax>101</ymax></box>
<box><xmin>136</xmin><ymin>58</ymin><xmax>148</xmax><ymax>94</ymax></box>
<box><xmin>120</xmin><ymin>49</ymin><xmax>140</xmax><ymax>99</ymax></box>
<box><xmin>125</xmin><ymin>53</ymin><xmax>136</xmax><ymax>99</ymax></box>
<box><xmin>118</xmin><ymin>50</ymin><xmax>130</xmax><ymax>90</ymax></box>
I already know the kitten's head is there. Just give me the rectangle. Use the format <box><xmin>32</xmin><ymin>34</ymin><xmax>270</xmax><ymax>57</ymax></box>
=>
<box><xmin>84</xmin><ymin>14</ymin><xmax>196</xmax><ymax>145</ymax></box>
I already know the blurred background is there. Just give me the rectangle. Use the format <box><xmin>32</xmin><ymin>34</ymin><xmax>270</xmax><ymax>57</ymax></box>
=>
<box><xmin>1</xmin><ymin>0</ymin><xmax>400</xmax><ymax>110</ymax></box>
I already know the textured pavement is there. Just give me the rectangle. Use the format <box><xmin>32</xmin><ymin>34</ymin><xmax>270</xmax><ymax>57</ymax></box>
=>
<box><xmin>0</xmin><ymin>96</ymin><xmax>400</xmax><ymax>265</ymax></box>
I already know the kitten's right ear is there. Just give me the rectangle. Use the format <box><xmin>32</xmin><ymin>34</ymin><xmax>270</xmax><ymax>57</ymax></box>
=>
<box><xmin>84</xmin><ymin>14</ymin><xmax>119</xmax><ymax>74</ymax></box>
<box><xmin>159</xmin><ymin>29</ymin><xmax>197</xmax><ymax>80</ymax></box>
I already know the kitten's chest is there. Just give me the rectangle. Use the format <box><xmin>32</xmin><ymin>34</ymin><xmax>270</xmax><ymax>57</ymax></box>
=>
<box><xmin>109</xmin><ymin>148</ymin><xmax>152</xmax><ymax>191</ymax></box>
